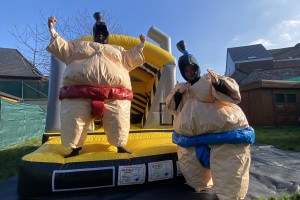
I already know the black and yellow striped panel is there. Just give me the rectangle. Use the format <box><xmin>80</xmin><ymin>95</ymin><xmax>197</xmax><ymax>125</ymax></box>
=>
<box><xmin>130</xmin><ymin>93</ymin><xmax>149</xmax><ymax>124</ymax></box>
<box><xmin>130</xmin><ymin>62</ymin><xmax>161</xmax><ymax>125</ymax></box>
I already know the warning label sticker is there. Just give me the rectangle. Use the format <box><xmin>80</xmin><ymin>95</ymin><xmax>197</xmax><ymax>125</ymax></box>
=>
<box><xmin>148</xmin><ymin>160</ymin><xmax>173</xmax><ymax>182</ymax></box>
<box><xmin>118</xmin><ymin>164</ymin><xmax>146</xmax><ymax>185</ymax></box>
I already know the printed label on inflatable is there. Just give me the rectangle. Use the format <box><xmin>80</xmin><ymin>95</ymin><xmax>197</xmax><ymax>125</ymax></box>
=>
<box><xmin>118</xmin><ymin>164</ymin><xmax>146</xmax><ymax>185</ymax></box>
<box><xmin>176</xmin><ymin>161</ymin><xmax>183</xmax><ymax>176</ymax></box>
<box><xmin>148</xmin><ymin>160</ymin><xmax>173</xmax><ymax>182</ymax></box>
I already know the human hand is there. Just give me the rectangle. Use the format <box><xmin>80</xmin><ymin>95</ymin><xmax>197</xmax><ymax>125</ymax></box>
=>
<box><xmin>48</xmin><ymin>16</ymin><xmax>57</xmax><ymax>30</ymax></box>
<box><xmin>139</xmin><ymin>34</ymin><xmax>146</xmax><ymax>44</ymax></box>
<box><xmin>178</xmin><ymin>82</ymin><xmax>191</xmax><ymax>93</ymax></box>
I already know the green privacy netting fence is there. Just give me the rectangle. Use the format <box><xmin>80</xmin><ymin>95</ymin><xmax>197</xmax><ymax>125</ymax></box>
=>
<box><xmin>0</xmin><ymin>98</ymin><xmax>46</xmax><ymax>148</ymax></box>
<box><xmin>0</xmin><ymin>81</ymin><xmax>48</xmax><ymax>99</ymax></box>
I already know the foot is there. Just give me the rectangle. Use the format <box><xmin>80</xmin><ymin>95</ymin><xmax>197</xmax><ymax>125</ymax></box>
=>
<box><xmin>64</xmin><ymin>147</ymin><xmax>82</xmax><ymax>158</ymax></box>
<box><xmin>195</xmin><ymin>187</ymin><xmax>214</xmax><ymax>194</ymax></box>
<box><xmin>117</xmin><ymin>146</ymin><xmax>132</xmax><ymax>154</ymax></box>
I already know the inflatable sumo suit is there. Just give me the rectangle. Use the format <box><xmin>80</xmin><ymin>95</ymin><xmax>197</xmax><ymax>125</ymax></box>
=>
<box><xmin>46</xmin><ymin>14</ymin><xmax>145</xmax><ymax>156</ymax></box>
<box><xmin>166</xmin><ymin>41</ymin><xmax>255</xmax><ymax>200</ymax></box>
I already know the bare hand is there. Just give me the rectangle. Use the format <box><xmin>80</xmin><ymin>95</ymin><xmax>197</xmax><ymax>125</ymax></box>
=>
<box><xmin>48</xmin><ymin>16</ymin><xmax>57</xmax><ymax>30</ymax></box>
<box><xmin>139</xmin><ymin>34</ymin><xmax>146</xmax><ymax>44</ymax></box>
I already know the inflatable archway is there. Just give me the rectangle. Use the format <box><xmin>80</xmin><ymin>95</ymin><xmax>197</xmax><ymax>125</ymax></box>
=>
<box><xmin>17</xmin><ymin>27</ymin><xmax>182</xmax><ymax>198</ymax></box>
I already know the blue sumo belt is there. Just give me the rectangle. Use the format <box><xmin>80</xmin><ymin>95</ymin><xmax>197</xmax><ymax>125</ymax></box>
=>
<box><xmin>172</xmin><ymin>126</ymin><xmax>255</xmax><ymax>168</ymax></box>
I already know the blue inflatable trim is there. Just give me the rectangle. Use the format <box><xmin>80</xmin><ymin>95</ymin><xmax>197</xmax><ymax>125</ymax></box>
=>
<box><xmin>172</xmin><ymin>126</ymin><xmax>255</xmax><ymax>168</ymax></box>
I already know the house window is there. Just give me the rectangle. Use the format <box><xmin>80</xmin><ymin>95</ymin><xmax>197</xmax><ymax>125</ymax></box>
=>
<box><xmin>287</xmin><ymin>94</ymin><xmax>296</xmax><ymax>103</ymax></box>
<box><xmin>274</xmin><ymin>94</ymin><xmax>284</xmax><ymax>103</ymax></box>
<box><xmin>273</xmin><ymin>92</ymin><xmax>299</xmax><ymax>125</ymax></box>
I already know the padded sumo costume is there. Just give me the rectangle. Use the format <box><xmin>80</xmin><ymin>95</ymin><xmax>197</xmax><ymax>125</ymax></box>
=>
<box><xmin>166</xmin><ymin>41</ymin><xmax>254</xmax><ymax>200</ymax></box>
<box><xmin>46</xmin><ymin>14</ymin><xmax>145</xmax><ymax>155</ymax></box>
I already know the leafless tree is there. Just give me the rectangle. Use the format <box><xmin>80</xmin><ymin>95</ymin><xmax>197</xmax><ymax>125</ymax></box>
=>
<box><xmin>10</xmin><ymin>7</ymin><xmax>126</xmax><ymax>76</ymax></box>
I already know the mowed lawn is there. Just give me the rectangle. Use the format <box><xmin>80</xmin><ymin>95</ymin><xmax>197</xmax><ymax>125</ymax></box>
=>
<box><xmin>254</xmin><ymin>126</ymin><xmax>300</xmax><ymax>152</ymax></box>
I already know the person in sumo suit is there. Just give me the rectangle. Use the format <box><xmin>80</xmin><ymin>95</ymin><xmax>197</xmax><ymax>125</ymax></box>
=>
<box><xmin>166</xmin><ymin>40</ymin><xmax>255</xmax><ymax>200</ymax></box>
<box><xmin>47</xmin><ymin>12</ymin><xmax>146</xmax><ymax>158</ymax></box>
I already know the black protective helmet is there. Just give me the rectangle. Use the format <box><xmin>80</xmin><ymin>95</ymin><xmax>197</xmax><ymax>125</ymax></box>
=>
<box><xmin>176</xmin><ymin>40</ymin><xmax>200</xmax><ymax>83</ymax></box>
<box><xmin>93</xmin><ymin>12</ymin><xmax>109</xmax><ymax>44</ymax></box>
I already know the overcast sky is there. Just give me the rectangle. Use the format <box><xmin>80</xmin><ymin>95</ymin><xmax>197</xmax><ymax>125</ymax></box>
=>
<box><xmin>1</xmin><ymin>0</ymin><xmax>300</xmax><ymax>82</ymax></box>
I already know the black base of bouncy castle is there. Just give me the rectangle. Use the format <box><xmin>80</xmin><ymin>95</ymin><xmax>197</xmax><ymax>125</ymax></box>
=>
<box><xmin>17</xmin><ymin>131</ymin><xmax>186</xmax><ymax>199</ymax></box>
<box><xmin>4</xmin><ymin>175</ymin><xmax>222</xmax><ymax>200</ymax></box>
<box><xmin>18</xmin><ymin>154</ymin><xmax>183</xmax><ymax>199</ymax></box>
<box><xmin>18</xmin><ymin>155</ymin><xmax>184</xmax><ymax>198</ymax></box>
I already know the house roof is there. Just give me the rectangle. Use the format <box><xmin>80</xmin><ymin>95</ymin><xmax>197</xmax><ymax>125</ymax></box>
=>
<box><xmin>240</xmin><ymin>79</ymin><xmax>300</xmax><ymax>92</ymax></box>
<box><xmin>227</xmin><ymin>44</ymin><xmax>273</xmax><ymax>63</ymax></box>
<box><xmin>227</xmin><ymin>43</ymin><xmax>300</xmax><ymax>85</ymax></box>
<box><xmin>240</xmin><ymin>67</ymin><xmax>300</xmax><ymax>85</ymax></box>
<box><xmin>0</xmin><ymin>91</ymin><xmax>22</xmax><ymax>102</ymax></box>
<box><xmin>0</xmin><ymin>48</ymin><xmax>44</xmax><ymax>80</ymax></box>
<box><xmin>268</xmin><ymin>43</ymin><xmax>300</xmax><ymax>61</ymax></box>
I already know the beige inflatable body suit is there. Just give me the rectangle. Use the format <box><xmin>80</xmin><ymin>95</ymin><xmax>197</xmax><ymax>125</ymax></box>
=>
<box><xmin>166</xmin><ymin>41</ymin><xmax>254</xmax><ymax>200</ymax></box>
<box><xmin>46</xmin><ymin>13</ymin><xmax>145</xmax><ymax>157</ymax></box>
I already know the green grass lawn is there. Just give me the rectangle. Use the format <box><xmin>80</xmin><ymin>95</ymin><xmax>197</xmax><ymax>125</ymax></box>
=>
<box><xmin>254</xmin><ymin>126</ymin><xmax>300</xmax><ymax>152</ymax></box>
<box><xmin>0</xmin><ymin>137</ymin><xmax>42</xmax><ymax>185</ymax></box>
<box><xmin>0</xmin><ymin>126</ymin><xmax>299</xmax><ymax>199</ymax></box>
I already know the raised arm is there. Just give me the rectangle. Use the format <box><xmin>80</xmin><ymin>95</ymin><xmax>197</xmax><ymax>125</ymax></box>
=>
<box><xmin>120</xmin><ymin>34</ymin><xmax>146</xmax><ymax>71</ymax></box>
<box><xmin>48</xmin><ymin>16</ymin><xmax>58</xmax><ymax>38</ymax></box>
<box><xmin>139</xmin><ymin>34</ymin><xmax>146</xmax><ymax>44</ymax></box>
<box><xmin>46</xmin><ymin>16</ymin><xmax>74</xmax><ymax>64</ymax></box>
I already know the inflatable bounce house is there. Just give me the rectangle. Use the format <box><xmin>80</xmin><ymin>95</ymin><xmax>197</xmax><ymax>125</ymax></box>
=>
<box><xmin>17</xmin><ymin>26</ymin><xmax>182</xmax><ymax>198</ymax></box>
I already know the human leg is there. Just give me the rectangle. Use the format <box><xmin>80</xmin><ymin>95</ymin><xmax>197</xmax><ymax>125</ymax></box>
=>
<box><xmin>60</xmin><ymin>98</ymin><xmax>92</xmax><ymax>157</ymax></box>
<box><xmin>177</xmin><ymin>145</ymin><xmax>213</xmax><ymax>192</ymax></box>
<box><xmin>210</xmin><ymin>144</ymin><xmax>251</xmax><ymax>200</ymax></box>
<box><xmin>103</xmin><ymin>99</ymin><xmax>131</xmax><ymax>153</ymax></box>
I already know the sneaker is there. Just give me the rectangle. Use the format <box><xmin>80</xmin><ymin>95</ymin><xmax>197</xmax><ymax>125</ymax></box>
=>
<box><xmin>195</xmin><ymin>187</ymin><xmax>215</xmax><ymax>194</ymax></box>
<box><xmin>64</xmin><ymin>147</ymin><xmax>82</xmax><ymax>158</ymax></box>
<box><xmin>117</xmin><ymin>146</ymin><xmax>132</xmax><ymax>154</ymax></box>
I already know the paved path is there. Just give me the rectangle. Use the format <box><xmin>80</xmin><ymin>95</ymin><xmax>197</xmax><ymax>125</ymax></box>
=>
<box><xmin>0</xmin><ymin>143</ymin><xmax>299</xmax><ymax>200</ymax></box>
